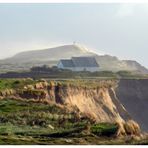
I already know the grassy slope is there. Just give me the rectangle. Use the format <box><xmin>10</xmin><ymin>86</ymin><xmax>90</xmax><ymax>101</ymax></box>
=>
<box><xmin>0</xmin><ymin>79</ymin><xmax>35</xmax><ymax>90</ymax></box>
<box><xmin>0</xmin><ymin>98</ymin><xmax>147</xmax><ymax>145</ymax></box>
<box><xmin>0</xmin><ymin>98</ymin><xmax>122</xmax><ymax>145</ymax></box>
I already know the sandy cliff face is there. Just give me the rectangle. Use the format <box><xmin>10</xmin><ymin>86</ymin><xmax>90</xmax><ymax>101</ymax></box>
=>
<box><xmin>55</xmin><ymin>85</ymin><xmax>130</xmax><ymax>124</ymax></box>
<box><xmin>48</xmin><ymin>82</ymin><xmax>142</xmax><ymax>135</ymax></box>
<box><xmin>46</xmin><ymin>80</ymin><xmax>148</xmax><ymax>132</ymax></box>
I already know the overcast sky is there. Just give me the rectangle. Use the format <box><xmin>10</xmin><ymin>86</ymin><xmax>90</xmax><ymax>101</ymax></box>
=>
<box><xmin>0</xmin><ymin>3</ymin><xmax>148</xmax><ymax>67</ymax></box>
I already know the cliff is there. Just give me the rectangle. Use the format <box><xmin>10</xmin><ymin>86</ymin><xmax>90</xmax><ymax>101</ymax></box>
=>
<box><xmin>0</xmin><ymin>79</ymin><xmax>147</xmax><ymax>133</ymax></box>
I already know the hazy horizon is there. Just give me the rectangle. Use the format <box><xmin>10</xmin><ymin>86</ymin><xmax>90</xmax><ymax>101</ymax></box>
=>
<box><xmin>0</xmin><ymin>3</ymin><xmax>148</xmax><ymax>68</ymax></box>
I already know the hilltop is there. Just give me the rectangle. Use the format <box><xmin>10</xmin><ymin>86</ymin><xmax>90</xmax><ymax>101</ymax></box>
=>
<box><xmin>0</xmin><ymin>44</ymin><xmax>147</xmax><ymax>74</ymax></box>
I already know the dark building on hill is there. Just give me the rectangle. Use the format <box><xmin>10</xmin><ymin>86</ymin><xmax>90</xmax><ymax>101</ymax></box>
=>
<box><xmin>57</xmin><ymin>56</ymin><xmax>99</xmax><ymax>72</ymax></box>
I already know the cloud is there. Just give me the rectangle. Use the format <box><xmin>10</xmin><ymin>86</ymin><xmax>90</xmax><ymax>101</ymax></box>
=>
<box><xmin>115</xmin><ymin>4</ymin><xmax>148</xmax><ymax>18</ymax></box>
<box><xmin>116</xmin><ymin>4</ymin><xmax>135</xmax><ymax>17</ymax></box>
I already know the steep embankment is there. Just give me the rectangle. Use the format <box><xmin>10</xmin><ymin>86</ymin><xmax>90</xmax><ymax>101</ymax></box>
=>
<box><xmin>0</xmin><ymin>79</ymin><xmax>146</xmax><ymax>134</ymax></box>
<box><xmin>55</xmin><ymin>84</ymin><xmax>130</xmax><ymax>124</ymax></box>
<box><xmin>116</xmin><ymin>79</ymin><xmax>148</xmax><ymax>132</ymax></box>
<box><xmin>0</xmin><ymin>80</ymin><xmax>132</xmax><ymax>126</ymax></box>
<box><xmin>49</xmin><ymin>81</ymin><xmax>142</xmax><ymax>135</ymax></box>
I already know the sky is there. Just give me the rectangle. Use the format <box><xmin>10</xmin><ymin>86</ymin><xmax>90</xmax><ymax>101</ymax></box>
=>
<box><xmin>0</xmin><ymin>3</ymin><xmax>148</xmax><ymax>67</ymax></box>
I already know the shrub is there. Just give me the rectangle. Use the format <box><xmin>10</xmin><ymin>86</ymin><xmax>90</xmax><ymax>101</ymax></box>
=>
<box><xmin>13</xmin><ymin>80</ymin><xmax>20</xmax><ymax>85</ymax></box>
<box><xmin>91</xmin><ymin>123</ymin><xmax>118</xmax><ymax>137</ymax></box>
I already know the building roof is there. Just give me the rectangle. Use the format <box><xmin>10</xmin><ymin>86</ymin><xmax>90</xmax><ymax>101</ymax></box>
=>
<box><xmin>60</xmin><ymin>59</ymin><xmax>75</xmax><ymax>67</ymax></box>
<box><xmin>60</xmin><ymin>56</ymin><xmax>99</xmax><ymax>68</ymax></box>
<box><xmin>72</xmin><ymin>57</ymin><xmax>99</xmax><ymax>67</ymax></box>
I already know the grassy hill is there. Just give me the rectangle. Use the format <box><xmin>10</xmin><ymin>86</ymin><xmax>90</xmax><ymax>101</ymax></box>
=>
<box><xmin>0</xmin><ymin>44</ymin><xmax>147</xmax><ymax>74</ymax></box>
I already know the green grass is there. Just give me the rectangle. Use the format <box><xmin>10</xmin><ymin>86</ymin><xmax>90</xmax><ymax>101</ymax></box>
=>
<box><xmin>0</xmin><ymin>99</ymin><xmax>72</xmax><ymax>130</ymax></box>
<box><xmin>0</xmin><ymin>78</ymin><xmax>118</xmax><ymax>91</ymax></box>
<box><xmin>52</xmin><ymin>79</ymin><xmax>118</xmax><ymax>89</ymax></box>
<box><xmin>0</xmin><ymin>79</ymin><xmax>35</xmax><ymax>90</ymax></box>
<box><xmin>0</xmin><ymin>98</ymin><xmax>119</xmax><ymax>144</ymax></box>
<box><xmin>0</xmin><ymin>99</ymin><xmax>58</xmax><ymax>114</ymax></box>
<box><xmin>91</xmin><ymin>123</ymin><xmax>118</xmax><ymax>137</ymax></box>
<box><xmin>0</xmin><ymin>98</ymin><xmax>147</xmax><ymax>144</ymax></box>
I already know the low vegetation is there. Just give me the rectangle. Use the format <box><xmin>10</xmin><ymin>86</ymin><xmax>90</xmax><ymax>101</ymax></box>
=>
<box><xmin>0</xmin><ymin>98</ymin><xmax>116</xmax><ymax>144</ymax></box>
<box><xmin>0</xmin><ymin>65</ymin><xmax>147</xmax><ymax>79</ymax></box>
<box><xmin>0</xmin><ymin>78</ymin><xmax>34</xmax><ymax>90</ymax></box>
<box><xmin>0</xmin><ymin>98</ymin><xmax>146</xmax><ymax>145</ymax></box>
<box><xmin>91</xmin><ymin>123</ymin><xmax>118</xmax><ymax>137</ymax></box>
<box><xmin>0</xmin><ymin>78</ymin><xmax>117</xmax><ymax>91</ymax></box>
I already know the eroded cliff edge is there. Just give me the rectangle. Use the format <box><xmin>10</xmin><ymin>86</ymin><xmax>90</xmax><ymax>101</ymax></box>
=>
<box><xmin>0</xmin><ymin>79</ymin><xmax>147</xmax><ymax>133</ymax></box>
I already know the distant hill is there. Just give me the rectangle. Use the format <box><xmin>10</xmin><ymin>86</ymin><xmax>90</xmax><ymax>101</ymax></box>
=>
<box><xmin>3</xmin><ymin>44</ymin><xmax>95</xmax><ymax>63</ymax></box>
<box><xmin>95</xmin><ymin>55</ymin><xmax>148</xmax><ymax>74</ymax></box>
<box><xmin>0</xmin><ymin>44</ymin><xmax>147</xmax><ymax>74</ymax></box>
